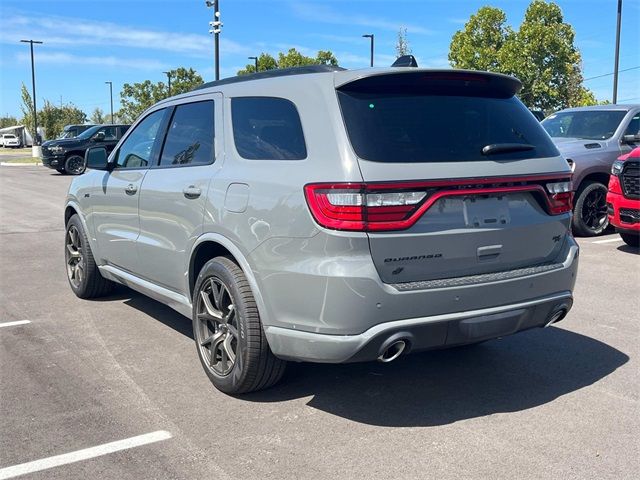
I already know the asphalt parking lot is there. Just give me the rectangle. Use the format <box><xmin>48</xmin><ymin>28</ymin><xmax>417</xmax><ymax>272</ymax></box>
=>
<box><xmin>1</xmin><ymin>165</ymin><xmax>638</xmax><ymax>480</ymax></box>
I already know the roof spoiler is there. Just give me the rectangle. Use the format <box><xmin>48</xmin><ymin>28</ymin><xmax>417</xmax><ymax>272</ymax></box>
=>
<box><xmin>391</xmin><ymin>55</ymin><xmax>418</xmax><ymax>68</ymax></box>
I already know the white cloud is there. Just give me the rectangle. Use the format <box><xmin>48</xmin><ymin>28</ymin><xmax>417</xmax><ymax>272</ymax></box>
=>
<box><xmin>291</xmin><ymin>3</ymin><xmax>434</xmax><ymax>35</ymax></box>
<box><xmin>1</xmin><ymin>12</ymin><xmax>251</xmax><ymax>57</ymax></box>
<box><xmin>15</xmin><ymin>51</ymin><xmax>170</xmax><ymax>71</ymax></box>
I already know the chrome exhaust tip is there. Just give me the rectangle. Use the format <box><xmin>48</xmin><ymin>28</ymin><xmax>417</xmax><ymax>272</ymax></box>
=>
<box><xmin>545</xmin><ymin>308</ymin><xmax>568</xmax><ymax>327</ymax></box>
<box><xmin>377</xmin><ymin>340</ymin><xmax>407</xmax><ymax>363</ymax></box>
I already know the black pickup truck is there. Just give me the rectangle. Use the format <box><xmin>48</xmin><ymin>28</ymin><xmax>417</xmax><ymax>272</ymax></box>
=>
<box><xmin>42</xmin><ymin>124</ymin><xmax>130</xmax><ymax>174</ymax></box>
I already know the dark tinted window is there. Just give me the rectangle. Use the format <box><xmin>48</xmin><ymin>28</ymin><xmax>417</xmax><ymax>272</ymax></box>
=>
<box><xmin>542</xmin><ymin>110</ymin><xmax>627</xmax><ymax>140</ymax></box>
<box><xmin>94</xmin><ymin>126</ymin><xmax>118</xmax><ymax>141</ymax></box>
<box><xmin>114</xmin><ymin>110</ymin><xmax>165</xmax><ymax>169</ymax></box>
<box><xmin>624</xmin><ymin>113</ymin><xmax>640</xmax><ymax>136</ymax></box>
<box><xmin>159</xmin><ymin>101</ymin><xmax>214</xmax><ymax>167</ymax></box>
<box><xmin>118</xmin><ymin>125</ymin><xmax>130</xmax><ymax>137</ymax></box>
<box><xmin>232</xmin><ymin>97</ymin><xmax>306</xmax><ymax>160</ymax></box>
<box><xmin>338</xmin><ymin>91</ymin><xmax>558</xmax><ymax>163</ymax></box>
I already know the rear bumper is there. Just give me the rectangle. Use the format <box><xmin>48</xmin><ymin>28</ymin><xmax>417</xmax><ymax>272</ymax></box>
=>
<box><xmin>607</xmin><ymin>191</ymin><xmax>640</xmax><ymax>231</ymax></box>
<box><xmin>265</xmin><ymin>292</ymin><xmax>573</xmax><ymax>363</ymax></box>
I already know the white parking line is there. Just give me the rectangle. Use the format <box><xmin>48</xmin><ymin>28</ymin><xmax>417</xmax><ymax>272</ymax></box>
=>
<box><xmin>592</xmin><ymin>238</ymin><xmax>624</xmax><ymax>244</ymax></box>
<box><xmin>0</xmin><ymin>430</ymin><xmax>172</xmax><ymax>479</ymax></box>
<box><xmin>0</xmin><ymin>320</ymin><xmax>31</xmax><ymax>328</ymax></box>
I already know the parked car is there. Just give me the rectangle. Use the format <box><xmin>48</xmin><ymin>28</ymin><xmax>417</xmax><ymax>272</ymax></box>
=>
<box><xmin>42</xmin><ymin>124</ymin><xmax>130</xmax><ymax>174</ymax></box>
<box><xmin>1</xmin><ymin>133</ymin><xmax>21</xmax><ymax>148</ymax></box>
<box><xmin>607</xmin><ymin>147</ymin><xmax>640</xmax><ymax>247</ymax></box>
<box><xmin>542</xmin><ymin>105</ymin><xmax>640</xmax><ymax>236</ymax></box>
<box><xmin>58</xmin><ymin>124</ymin><xmax>97</xmax><ymax>139</ymax></box>
<box><xmin>65</xmin><ymin>66</ymin><xmax>578</xmax><ymax>394</ymax></box>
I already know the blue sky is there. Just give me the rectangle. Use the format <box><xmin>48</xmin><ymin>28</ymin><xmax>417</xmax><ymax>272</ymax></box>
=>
<box><xmin>0</xmin><ymin>0</ymin><xmax>638</xmax><ymax>119</ymax></box>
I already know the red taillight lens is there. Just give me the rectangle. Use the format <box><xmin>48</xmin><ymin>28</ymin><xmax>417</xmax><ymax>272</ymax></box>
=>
<box><xmin>304</xmin><ymin>183</ymin><xmax>427</xmax><ymax>231</ymax></box>
<box><xmin>548</xmin><ymin>192</ymin><xmax>573</xmax><ymax>215</ymax></box>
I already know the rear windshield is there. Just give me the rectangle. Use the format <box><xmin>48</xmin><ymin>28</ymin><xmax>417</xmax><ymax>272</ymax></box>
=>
<box><xmin>541</xmin><ymin>110</ymin><xmax>627</xmax><ymax>140</ymax></box>
<box><xmin>337</xmin><ymin>91</ymin><xmax>558</xmax><ymax>163</ymax></box>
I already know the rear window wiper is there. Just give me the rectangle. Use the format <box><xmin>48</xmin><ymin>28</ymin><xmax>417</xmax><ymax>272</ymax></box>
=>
<box><xmin>481</xmin><ymin>143</ymin><xmax>535</xmax><ymax>155</ymax></box>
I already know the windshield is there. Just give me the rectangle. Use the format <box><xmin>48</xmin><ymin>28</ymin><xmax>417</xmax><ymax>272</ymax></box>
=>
<box><xmin>542</xmin><ymin>111</ymin><xmax>627</xmax><ymax>140</ymax></box>
<box><xmin>75</xmin><ymin>125</ymin><xmax>102</xmax><ymax>140</ymax></box>
<box><xmin>338</xmin><ymin>91</ymin><xmax>558</xmax><ymax>163</ymax></box>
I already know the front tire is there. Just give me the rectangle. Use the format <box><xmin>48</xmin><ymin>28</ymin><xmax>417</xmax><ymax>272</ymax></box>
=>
<box><xmin>192</xmin><ymin>257</ymin><xmax>286</xmax><ymax>394</ymax></box>
<box><xmin>572</xmin><ymin>181</ymin><xmax>609</xmax><ymax>237</ymax></box>
<box><xmin>65</xmin><ymin>154</ymin><xmax>86</xmax><ymax>175</ymax></box>
<box><xmin>620</xmin><ymin>232</ymin><xmax>639</xmax><ymax>248</ymax></box>
<box><xmin>65</xmin><ymin>214</ymin><xmax>114</xmax><ymax>298</ymax></box>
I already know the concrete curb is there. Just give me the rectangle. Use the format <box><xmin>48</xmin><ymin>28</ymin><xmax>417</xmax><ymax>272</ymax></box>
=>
<box><xmin>0</xmin><ymin>162</ymin><xmax>42</xmax><ymax>166</ymax></box>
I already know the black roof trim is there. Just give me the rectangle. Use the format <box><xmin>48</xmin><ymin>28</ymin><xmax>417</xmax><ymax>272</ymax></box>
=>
<box><xmin>195</xmin><ymin>65</ymin><xmax>346</xmax><ymax>90</ymax></box>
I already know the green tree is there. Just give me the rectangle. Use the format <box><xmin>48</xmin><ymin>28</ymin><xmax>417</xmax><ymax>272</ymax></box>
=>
<box><xmin>20</xmin><ymin>83</ymin><xmax>34</xmax><ymax>134</ymax></box>
<box><xmin>237</xmin><ymin>49</ymin><xmax>338</xmax><ymax>75</ymax></box>
<box><xmin>448</xmin><ymin>1</ymin><xmax>599</xmax><ymax>112</ymax></box>
<box><xmin>119</xmin><ymin>67</ymin><xmax>204</xmax><ymax>122</ymax></box>
<box><xmin>90</xmin><ymin>107</ymin><xmax>105</xmax><ymax>124</ymax></box>
<box><xmin>39</xmin><ymin>101</ymin><xmax>87</xmax><ymax>138</ymax></box>
<box><xmin>449</xmin><ymin>6</ymin><xmax>511</xmax><ymax>71</ymax></box>
<box><xmin>395</xmin><ymin>27</ymin><xmax>412</xmax><ymax>58</ymax></box>
<box><xmin>499</xmin><ymin>0</ymin><xmax>592</xmax><ymax>112</ymax></box>
<box><xmin>0</xmin><ymin>116</ymin><xmax>18</xmax><ymax>128</ymax></box>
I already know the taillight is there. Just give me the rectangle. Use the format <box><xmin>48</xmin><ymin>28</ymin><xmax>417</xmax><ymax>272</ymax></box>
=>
<box><xmin>304</xmin><ymin>183</ymin><xmax>428</xmax><ymax>231</ymax></box>
<box><xmin>305</xmin><ymin>176</ymin><xmax>573</xmax><ymax>232</ymax></box>
<box><xmin>546</xmin><ymin>181</ymin><xmax>573</xmax><ymax>214</ymax></box>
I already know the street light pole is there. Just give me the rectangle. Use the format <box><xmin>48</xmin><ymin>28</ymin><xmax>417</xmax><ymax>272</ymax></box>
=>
<box><xmin>163</xmin><ymin>71</ymin><xmax>172</xmax><ymax>97</ymax></box>
<box><xmin>20</xmin><ymin>39</ymin><xmax>43</xmax><ymax>147</ymax></box>
<box><xmin>206</xmin><ymin>0</ymin><xmax>222</xmax><ymax>81</ymax></box>
<box><xmin>248</xmin><ymin>56</ymin><xmax>258</xmax><ymax>73</ymax></box>
<box><xmin>105</xmin><ymin>81</ymin><xmax>114</xmax><ymax>124</ymax></box>
<box><xmin>612</xmin><ymin>0</ymin><xmax>622</xmax><ymax>104</ymax></box>
<box><xmin>362</xmin><ymin>34</ymin><xmax>374</xmax><ymax>67</ymax></box>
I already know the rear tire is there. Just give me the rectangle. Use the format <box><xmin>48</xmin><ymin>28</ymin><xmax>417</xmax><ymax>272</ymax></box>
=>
<box><xmin>65</xmin><ymin>214</ymin><xmax>114</xmax><ymax>298</ymax></box>
<box><xmin>620</xmin><ymin>232</ymin><xmax>639</xmax><ymax>248</ymax></box>
<box><xmin>192</xmin><ymin>256</ymin><xmax>286</xmax><ymax>394</ymax></box>
<box><xmin>572</xmin><ymin>181</ymin><xmax>609</xmax><ymax>237</ymax></box>
<box><xmin>65</xmin><ymin>154</ymin><xmax>86</xmax><ymax>175</ymax></box>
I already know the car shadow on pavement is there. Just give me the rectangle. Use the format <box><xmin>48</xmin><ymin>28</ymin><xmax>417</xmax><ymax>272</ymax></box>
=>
<box><xmin>617</xmin><ymin>244</ymin><xmax>639</xmax><ymax>254</ymax></box>
<box><xmin>245</xmin><ymin>326</ymin><xmax>629</xmax><ymax>427</ymax></box>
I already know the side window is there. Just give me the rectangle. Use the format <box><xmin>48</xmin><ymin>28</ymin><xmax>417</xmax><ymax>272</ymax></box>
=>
<box><xmin>159</xmin><ymin>101</ymin><xmax>214</xmax><ymax>167</ymax></box>
<box><xmin>118</xmin><ymin>125</ymin><xmax>130</xmax><ymax>138</ymax></box>
<box><xmin>96</xmin><ymin>126</ymin><xmax>118</xmax><ymax>141</ymax></box>
<box><xmin>114</xmin><ymin>110</ymin><xmax>165</xmax><ymax>169</ymax></box>
<box><xmin>624</xmin><ymin>114</ymin><xmax>640</xmax><ymax>135</ymax></box>
<box><xmin>231</xmin><ymin>97</ymin><xmax>307</xmax><ymax>160</ymax></box>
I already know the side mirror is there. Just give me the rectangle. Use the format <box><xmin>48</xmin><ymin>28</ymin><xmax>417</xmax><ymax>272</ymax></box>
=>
<box><xmin>622</xmin><ymin>134</ymin><xmax>640</xmax><ymax>144</ymax></box>
<box><xmin>93</xmin><ymin>131</ymin><xmax>106</xmax><ymax>142</ymax></box>
<box><xmin>85</xmin><ymin>147</ymin><xmax>110</xmax><ymax>170</ymax></box>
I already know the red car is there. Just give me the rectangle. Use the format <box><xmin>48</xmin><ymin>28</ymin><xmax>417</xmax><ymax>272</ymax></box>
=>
<box><xmin>607</xmin><ymin>147</ymin><xmax>640</xmax><ymax>247</ymax></box>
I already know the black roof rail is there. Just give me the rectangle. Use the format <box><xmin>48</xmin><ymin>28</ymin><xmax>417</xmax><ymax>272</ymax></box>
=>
<box><xmin>195</xmin><ymin>65</ymin><xmax>346</xmax><ymax>90</ymax></box>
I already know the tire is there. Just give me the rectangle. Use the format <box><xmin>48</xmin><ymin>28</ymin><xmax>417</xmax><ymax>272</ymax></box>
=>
<box><xmin>192</xmin><ymin>256</ymin><xmax>286</xmax><ymax>394</ymax></box>
<box><xmin>65</xmin><ymin>214</ymin><xmax>114</xmax><ymax>299</ymax></box>
<box><xmin>64</xmin><ymin>154</ymin><xmax>86</xmax><ymax>175</ymax></box>
<box><xmin>572</xmin><ymin>181</ymin><xmax>609</xmax><ymax>237</ymax></box>
<box><xmin>56</xmin><ymin>167</ymin><xmax>66</xmax><ymax>174</ymax></box>
<box><xmin>620</xmin><ymin>232</ymin><xmax>640</xmax><ymax>248</ymax></box>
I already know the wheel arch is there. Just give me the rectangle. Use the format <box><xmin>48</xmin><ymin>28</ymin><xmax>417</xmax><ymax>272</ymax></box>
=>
<box><xmin>575</xmin><ymin>171</ymin><xmax>610</xmax><ymax>194</ymax></box>
<box><xmin>188</xmin><ymin>234</ymin><xmax>272</xmax><ymax>327</ymax></box>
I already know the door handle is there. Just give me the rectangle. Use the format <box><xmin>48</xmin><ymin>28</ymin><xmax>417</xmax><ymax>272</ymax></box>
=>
<box><xmin>125</xmin><ymin>184</ymin><xmax>138</xmax><ymax>195</ymax></box>
<box><xmin>183</xmin><ymin>185</ymin><xmax>202</xmax><ymax>199</ymax></box>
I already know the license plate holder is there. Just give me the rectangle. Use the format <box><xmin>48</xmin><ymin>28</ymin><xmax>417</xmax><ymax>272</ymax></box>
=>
<box><xmin>463</xmin><ymin>195</ymin><xmax>511</xmax><ymax>227</ymax></box>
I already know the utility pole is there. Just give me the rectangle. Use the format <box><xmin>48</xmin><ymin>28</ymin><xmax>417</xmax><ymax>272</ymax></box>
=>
<box><xmin>105</xmin><ymin>81</ymin><xmax>114</xmax><ymax>124</ymax></box>
<box><xmin>163</xmin><ymin>71</ymin><xmax>172</xmax><ymax>97</ymax></box>
<box><xmin>206</xmin><ymin>0</ymin><xmax>222</xmax><ymax>81</ymax></box>
<box><xmin>20</xmin><ymin>39</ymin><xmax>43</xmax><ymax>148</ymax></box>
<box><xmin>362</xmin><ymin>34</ymin><xmax>374</xmax><ymax>67</ymax></box>
<box><xmin>248</xmin><ymin>56</ymin><xmax>258</xmax><ymax>73</ymax></box>
<box><xmin>612</xmin><ymin>0</ymin><xmax>622</xmax><ymax>104</ymax></box>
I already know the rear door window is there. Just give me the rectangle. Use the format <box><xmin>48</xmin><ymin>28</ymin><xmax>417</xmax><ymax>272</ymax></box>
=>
<box><xmin>158</xmin><ymin>101</ymin><xmax>215</xmax><ymax>167</ymax></box>
<box><xmin>231</xmin><ymin>97</ymin><xmax>307</xmax><ymax>160</ymax></box>
<box><xmin>338</xmin><ymin>85</ymin><xmax>558</xmax><ymax>163</ymax></box>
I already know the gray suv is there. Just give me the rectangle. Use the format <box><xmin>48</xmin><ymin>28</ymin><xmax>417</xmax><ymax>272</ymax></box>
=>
<box><xmin>65</xmin><ymin>66</ymin><xmax>579</xmax><ymax>394</ymax></box>
<box><xmin>542</xmin><ymin>105</ymin><xmax>640</xmax><ymax>236</ymax></box>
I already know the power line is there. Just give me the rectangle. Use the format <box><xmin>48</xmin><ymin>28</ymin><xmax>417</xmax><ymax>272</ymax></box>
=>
<box><xmin>584</xmin><ymin>65</ymin><xmax>639</xmax><ymax>81</ymax></box>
